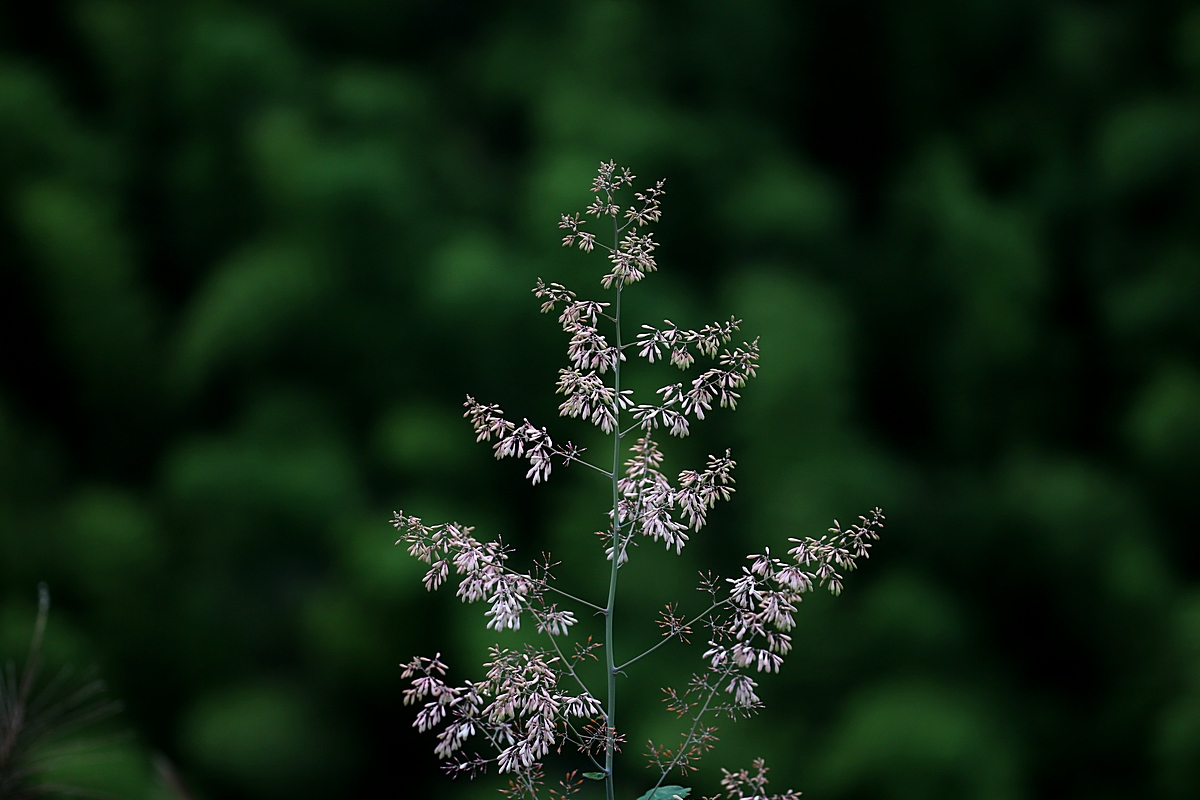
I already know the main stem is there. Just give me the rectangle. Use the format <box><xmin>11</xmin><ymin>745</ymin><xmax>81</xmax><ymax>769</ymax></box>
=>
<box><xmin>604</xmin><ymin>216</ymin><xmax>623</xmax><ymax>800</ymax></box>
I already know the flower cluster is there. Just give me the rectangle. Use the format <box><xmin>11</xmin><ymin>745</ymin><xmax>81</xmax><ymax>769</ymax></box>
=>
<box><xmin>710</xmin><ymin>758</ymin><xmax>802</xmax><ymax>800</ymax></box>
<box><xmin>640</xmin><ymin>509</ymin><xmax>882</xmax><ymax>789</ymax></box>
<box><xmin>463</xmin><ymin>396</ymin><xmax>581</xmax><ymax>485</ymax></box>
<box><xmin>637</xmin><ymin>317</ymin><xmax>742</xmax><ymax>369</ymax></box>
<box><xmin>393</xmin><ymin>512</ymin><xmax>555</xmax><ymax>633</ymax></box>
<box><xmin>606</xmin><ymin>443</ymin><xmax>738</xmax><ymax>562</ymax></box>
<box><xmin>786</xmin><ymin>508</ymin><xmax>887</xmax><ymax>596</ymax></box>
<box><xmin>559</xmin><ymin>161</ymin><xmax>666</xmax><ymax>290</ymax></box>
<box><xmin>699</xmin><ymin>509</ymin><xmax>884</xmax><ymax>707</ymax></box>
<box><xmin>401</xmin><ymin>650</ymin><xmax>603</xmax><ymax>791</ymax></box>
<box><xmin>395</xmin><ymin>162</ymin><xmax>884</xmax><ymax>800</ymax></box>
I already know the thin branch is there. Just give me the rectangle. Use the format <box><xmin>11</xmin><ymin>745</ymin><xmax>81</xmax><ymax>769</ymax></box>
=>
<box><xmin>544</xmin><ymin>585</ymin><xmax>607</xmax><ymax>614</ymax></box>
<box><xmin>613</xmin><ymin>600</ymin><xmax>728</xmax><ymax>674</ymax></box>
<box><xmin>522</xmin><ymin>602</ymin><xmax>598</xmax><ymax>702</ymax></box>
<box><xmin>549</xmin><ymin>636</ymin><xmax>598</xmax><ymax>703</ymax></box>
<box><xmin>651</xmin><ymin>680</ymin><xmax>723</xmax><ymax>791</ymax></box>
<box><xmin>561</xmin><ymin>453</ymin><xmax>613</xmax><ymax>479</ymax></box>
<box><xmin>495</xmin><ymin>562</ymin><xmax>607</xmax><ymax>613</ymax></box>
<box><xmin>562</xmin><ymin>718</ymin><xmax>609</xmax><ymax>772</ymax></box>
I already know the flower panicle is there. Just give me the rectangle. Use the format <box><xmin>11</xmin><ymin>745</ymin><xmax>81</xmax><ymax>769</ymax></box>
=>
<box><xmin>714</xmin><ymin>758</ymin><xmax>802</xmax><ymax>800</ymax></box>
<box><xmin>636</xmin><ymin>316</ymin><xmax>741</xmax><ymax>369</ymax></box>
<box><xmin>395</xmin><ymin>161</ymin><xmax>883</xmax><ymax>800</ymax></box>
<box><xmin>463</xmin><ymin>396</ymin><xmax>582</xmax><ymax>486</ymax></box>
<box><xmin>399</xmin><ymin>645</ymin><xmax>603</xmax><ymax>792</ymax></box>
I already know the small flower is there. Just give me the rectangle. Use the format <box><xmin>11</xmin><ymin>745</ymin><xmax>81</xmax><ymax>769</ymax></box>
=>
<box><xmin>726</xmin><ymin>675</ymin><xmax>760</xmax><ymax>709</ymax></box>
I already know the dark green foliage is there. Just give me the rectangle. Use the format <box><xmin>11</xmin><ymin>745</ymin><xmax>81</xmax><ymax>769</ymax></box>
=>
<box><xmin>0</xmin><ymin>1</ymin><xmax>1196</xmax><ymax>798</ymax></box>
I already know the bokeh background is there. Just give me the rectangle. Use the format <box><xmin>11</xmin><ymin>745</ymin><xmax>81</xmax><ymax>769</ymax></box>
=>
<box><xmin>2</xmin><ymin>1</ymin><xmax>1199</xmax><ymax>798</ymax></box>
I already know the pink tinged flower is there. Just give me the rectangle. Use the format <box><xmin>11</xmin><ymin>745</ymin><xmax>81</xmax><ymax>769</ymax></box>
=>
<box><xmin>637</xmin><ymin>328</ymin><xmax>666</xmax><ymax>363</ymax></box>
<box><xmin>414</xmin><ymin>701</ymin><xmax>447</xmax><ymax>732</ymax></box>
<box><xmin>586</xmin><ymin>196</ymin><xmax>619</xmax><ymax>217</ymax></box>
<box><xmin>451</xmin><ymin>543</ymin><xmax>486</xmax><ymax>575</ymax></box>
<box><xmin>534</xmin><ymin>607</ymin><xmax>578</xmax><ymax>637</ymax></box>
<box><xmin>525</xmin><ymin>448</ymin><xmax>552</xmax><ymax>485</ymax></box>
<box><xmin>566</xmin><ymin>325</ymin><xmax>618</xmax><ymax>373</ymax></box>
<box><xmin>748</xmin><ymin>550</ymin><xmax>776</xmax><ymax>578</ymax></box>
<box><xmin>759</xmin><ymin>592</ymin><xmax>796</xmax><ymax>631</ymax></box>
<box><xmin>564</xmin><ymin>693</ymin><xmax>603</xmax><ymax>718</ymax></box>
<box><xmin>497</xmin><ymin>744</ymin><xmax>526</xmax><ymax>773</ymax></box>
<box><xmin>728</xmin><ymin>570</ymin><xmax>763</xmax><ymax>609</ymax></box>
<box><xmin>400</xmin><ymin>653</ymin><xmax>448</xmax><ymax>680</ymax></box>
<box><xmin>463</xmin><ymin>396</ymin><xmax>514</xmax><ymax>443</ymax></box>
<box><xmin>558</xmin><ymin>299</ymin><xmax>609</xmax><ymax>329</ymax></box>
<box><xmin>485</xmin><ymin>579</ymin><xmax>528</xmax><ymax>631</ymax></box>
<box><xmin>727</xmin><ymin>674</ymin><xmax>761</xmax><ymax>708</ymax></box>
<box><xmin>729</xmin><ymin>642</ymin><xmax>783</xmax><ymax>673</ymax></box>
<box><xmin>640</xmin><ymin>506</ymin><xmax>690</xmax><ymax>554</ymax></box>
<box><xmin>635</xmin><ymin>317</ymin><xmax>741</xmax><ymax>370</ymax></box>
<box><xmin>773</xmin><ymin>565</ymin><xmax>813</xmax><ymax>593</ymax></box>
<box><xmin>434</xmin><ymin>720</ymin><xmax>475</xmax><ymax>759</ymax></box>
<box><xmin>764</xmin><ymin>631</ymin><xmax>793</xmax><ymax>655</ymax></box>
<box><xmin>703</xmin><ymin>642</ymin><xmax>729</xmax><ymax>670</ymax></box>
<box><xmin>663</xmin><ymin>409</ymin><xmax>690</xmax><ymax>437</ymax></box>
<box><xmin>727</xmin><ymin>607</ymin><xmax>766</xmax><ymax>641</ymax></box>
<box><xmin>533</xmin><ymin>278</ymin><xmax>576</xmax><ymax>313</ymax></box>
<box><xmin>423</xmin><ymin>560</ymin><xmax>449</xmax><ymax>591</ymax></box>
<box><xmin>624</xmin><ymin>178</ymin><xmax>666</xmax><ymax>227</ymax></box>
<box><xmin>605</xmin><ymin>538</ymin><xmax>630</xmax><ymax>565</ymax></box>
<box><xmin>671</xmin><ymin>347</ymin><xmax>695</xmax><ymax>369</ymax></box>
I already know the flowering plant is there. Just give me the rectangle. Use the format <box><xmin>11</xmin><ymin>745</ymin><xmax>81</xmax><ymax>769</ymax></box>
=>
<box><xmin>393</xmin><ymin>162</ymin><xmax>884</xmax><ymax>800</ymax></box>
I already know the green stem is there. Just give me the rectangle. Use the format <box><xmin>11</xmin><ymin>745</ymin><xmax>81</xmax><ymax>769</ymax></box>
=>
<box><xmin>605</xmin><ymin>211</ymin><xmax>622</xmax><ymax>800</ymax></box>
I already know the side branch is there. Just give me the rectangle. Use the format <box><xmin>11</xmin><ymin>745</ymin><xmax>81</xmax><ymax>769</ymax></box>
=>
<box><xmin>543</xmin><ymin>583</ymin><xmax>607</xmax><ymax>614</ymax></box>
<box><xmin>562</xmin><ymin>452</ymin><xmax>614</xmax><ymax>479</ymax></box>
<box><xmin>650</xmin><ymin>680</ymin><xmax>723</xmax><ymax>791</ymax></box>
<box><xmin>532</xmin><ymin>609</ymin><xmax>599</xmax><ymax>701</ymax></box>
<box><xmin>614</xmin><ymin>600</ymin><xmax>728</xmax><ymax>674</ymax></box>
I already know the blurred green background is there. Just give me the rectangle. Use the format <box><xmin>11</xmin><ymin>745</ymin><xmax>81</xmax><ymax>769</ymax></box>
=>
<box><xmin>1</xmin><ymin>1</ymin><xmax>1199</xmax><ymax>798</ymax></box>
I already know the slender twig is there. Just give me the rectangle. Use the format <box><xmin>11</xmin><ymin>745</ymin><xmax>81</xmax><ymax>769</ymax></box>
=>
<box><xmin>531</xmin><ymin>614</ymin><xmax>597</xmax><ymax>702</ymax></box>
<box><xmin>498</xmin><ymin>562</ymin><xmax>606</xmax><ymax>613</ymax></box>
<box><xmin>614</xmin><ymin>599</ymin><xmax>728</xmax><ymax>674</ymax></box>
<box><xmin>544</xmin><ymin>584</ymin><xmax>607</xmax><ymax>615</ymax></box>
<box><xmin>561</xmin><ymin>717</ymin><xmax>608</xmax><ymax>772</ymax></box>
<box><xmin>559</xmin><ymin>451</ymin><xmax>613</xmax><ymax>479</ymax></box>
<box><xmin>650</xmin><ymin>679</ymin><xmax>723</xmax><ymax>791</ymax></box>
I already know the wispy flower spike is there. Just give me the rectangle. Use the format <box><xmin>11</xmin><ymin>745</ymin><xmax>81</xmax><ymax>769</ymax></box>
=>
<box><xmin>395</xmin><ymin>162</ymin><xmax>883</xmax><ymax>800</ymax></box>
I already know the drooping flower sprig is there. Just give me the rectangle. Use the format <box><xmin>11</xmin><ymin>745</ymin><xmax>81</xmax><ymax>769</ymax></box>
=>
<box><xmin>394</xmin><ymin>162</ymin><xmax>884</xmax><ymax>800</ymax></box>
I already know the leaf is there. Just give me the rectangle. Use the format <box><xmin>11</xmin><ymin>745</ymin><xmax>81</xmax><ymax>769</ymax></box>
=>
<box><xmin>635</xmin><ymin>786</ymin><xmax>691</xmax><ymax>800</ymax></box>
<box><xmin>582</xmin><ymin>772</ymin><xmax>606</xmax><ymax>781</ymax></box>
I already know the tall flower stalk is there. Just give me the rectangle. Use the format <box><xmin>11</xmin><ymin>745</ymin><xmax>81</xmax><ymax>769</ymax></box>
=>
<box><xmin>394</xmin><ymin>162</ymin><xmax>884</xmax><ymax>800</ymax></box>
